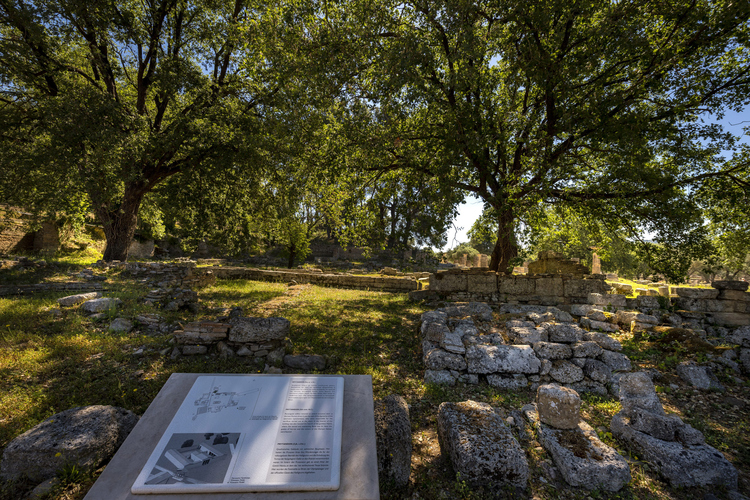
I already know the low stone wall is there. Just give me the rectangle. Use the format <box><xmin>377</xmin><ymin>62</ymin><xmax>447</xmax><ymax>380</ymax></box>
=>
<box><xmin>672</xmin><ymin>281</ymin><xmax>750</xmax><ymax>327</ymax></box>
<box><xmin>118</xmin><ymin>261</ymin><xmax>215</xmax><ymax>289</ymax></box>
<box><xmin>426</xmin><ymin>270</ymin><xmax>608</xmax><ymax>305</ymax></box>
<box><xmin>209</xmin><ymin>267</ymin><xmax>418</xmax><ymax>293</ymax></box>
<box><xmin>0</xmin><ymin>282</ymin><xmax>104</xmax><ymax>297</ymax></box>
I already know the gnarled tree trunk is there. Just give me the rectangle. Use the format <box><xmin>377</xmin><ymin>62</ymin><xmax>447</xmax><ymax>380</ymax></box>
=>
<box><xmin>488</xmin><ymin>206</ymin><xmax>518</xmax><ymax>273</ymax></box>
<box><xmin>93</xmin><ymin>184</ymin><xmax>145</xmax><ymax>262</ymax></box>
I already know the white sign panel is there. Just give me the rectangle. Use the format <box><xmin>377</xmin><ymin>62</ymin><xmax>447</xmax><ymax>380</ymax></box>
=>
<box><xmin>131</xmin><ymin>375</ymin><xmax>344</xmax><ymax>494</ymax></box>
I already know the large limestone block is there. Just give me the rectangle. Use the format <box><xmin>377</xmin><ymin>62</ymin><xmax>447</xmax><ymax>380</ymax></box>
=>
<box><xmin>712</xmin><ymin>280</ymin><xmax>750</xmax><ymax>291</ymax></box>
<box><xmin>423</xmin><ymin>341</ymin><xmax>467</xmax><ymax>371</ymax></box>
<box><xmin>538</xmin><ymin>420</ymin><xmax>630</xmax><ymax>491</ymax></box>
<box><xmin>228</xmin><ymin>317</ymin><xmax>290</xmax><ymax>342</ymax></box>
<box><xmin>57</xmin><ymin>292</ymin><xmax>102</xmax><ymax>307</ymax></box>
<box><xmin>374</xmin><ymin>395</ymin><xmax>412</xmax><ymax>488</ymax></box>
<box><xmin>0</xmin><ymin>406</ymin><xmax>138</xmax><ymax>483</ymax></box>
<box><xmin>611</xmin><ymin>413</ymin><xmax>737</xmax><ymax>489</ymax></box>
<box><xmin>583</xmin><ymin>358</ymin><xmax>612</xmax><ymax>384</ymax></box>
<box><xmin>549</xmin><ymin>360</ymin><xmax>584</xmax><ymax>383</ymax></box>
<box><xmin>615</xmin><ymin>310</ymin><xmax>658</xmax><ymax>326</ymax></box>
<box><xmin>564</xmin><ymin>279</ymin><xmax>605</xmax><ymax>298</ymax></box>
<box><xmin>533</xmin><ymin>342</ymin><xmax>572</xmax><ymax>360</ymax></box>
<box><xmin>583</xmin><ymin>331</ymin><xmax>622</xmax><ymax>351</ymax></box>
<box><xmin>635</xmin><ymin>295</ymin><xmax>661</xmax><ymax>310</ymax></box>
<box><xmin>534</xmin><ymin>277</ymin><xmax>564</xmax><ymax>297</ymax></box>
<box><xmin>588</xmin><ymin>293</ymin><xmax>627</xmax><ymax>308</ymax></box>
<box><xmin>600</xmin><ymin>350</ymin><xmax>632</xmax><ymax>372</ymax></box>
<box><xmin>629</xmin><ymin>407</ymin><xmax>684</xmax><ymax>441</ymax></box>
<box><xmin>536</xmin><ymin>384</ymin><xmax>580</xmax><ymax>429</ymax></box>
<box><xmin>467</xmin><ymin>273</ymin><xmax>498</xmax><ymax>293</ymax></box>
<box><xmin>437</xmin><ymin>401</ymin><xmax>529</xmax><ymax>488</ymax></box>
<box><xmin>547</xmin><ymin>323</ymin><xmax>585</xmax><ymax>343</ymax></box>
<box><xmin>487</xmin><ymin>374</ymin><xmax>528</xmax><ymax>390</ymax></box>
<box><xmin>81</xmin><ymin>297</ymin><xmax>122</xmax><ymax>313</ymax></box>
<box><xmin>618</xmin><ymin>372</ymin><xmax>665</xmax><ymax>416</ymax></box>
<box><xmin>466</xmin><ymin>345</ymin><xmax>541</xmax><ymax>374</ymax></box>
<box><xmin>675</xmin><ymin>362</ymin><xmax>724</xmax><ymax>391</ymax></box>
<box><xmin>431</xmin><ymin>272</ymin><xmax>467</xmax><ymax>292</ymax></box>
<box><xmin>498</xmin><ymin>276</ymin><xmax>536</xmax><ymax>295</ymax></box>
<box><xmin>509</xmin><ymin>326</ymin><xmax>548</xmax><ymax>345</ymax></box>
<box><xmin>572</xmin><ymin>341</ymin><xmax>603</xmax><ymax>358</ymax></box>
<box><xmin>728</xmin><ymin>326</ymin><xmax>750</xmax><ymax>347</ymax></box>
<box><xmin>674</xmin><ymin>287</ymin><xmax>719</xmax><ymax>299</ymax></box>
<box><xmin>711</xmin><ymin>312</ymin><xmax>750</xmax><ymax>327</ymax></box>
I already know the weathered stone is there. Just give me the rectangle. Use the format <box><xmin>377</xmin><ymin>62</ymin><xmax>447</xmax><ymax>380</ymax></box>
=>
<box><xmin>582</xmin><ymin>331</ymin><xmax>622</xmax><ymax>351</ymax></box>
<box><xmin>487</xmin><ymin>374</ymin><xmax>528</xmax><ymax>390</ymax></box>
<box><xmin>440</xmin><ymin>330</ymin><xmax>466</xmax><ymax>354</ymax></box>
<box><xmin>467</xmin><ymin>273</ymin><xmax>498</xmax><ymax>293</ymax></box>
<box><xmin>0</xmin><ymin>405</ymin><xmax>138</xmax><ymax>482</ymax></box>
<box><xmin>615</xmin><ymin>310</ymin><xmax>658</xmax><ymax>326</ymax></box>
<box><xmin>458</xmin><ymin>373</ymin><xmax>479</xmax><ymax>385</ymax></box>
<box><xmin>618</xmin><ymin>372</ymin><xmax>665</xmax><ymax>416</ymax></box>
<box><xmin>108</xmin><ymin>318</ymin><xmax>133</xmax><ymax>333</ymax></box>
<box><xmin>284</xmin><ymin>354</ymin><xmax>326</xmax><ymax>371</ymax></box>
<box><xmin>549</xmin><ymin>360</ymin><xmax>584</xmax><ymax>384</ymax></box>
<box><xmin>740</xmin><ymin>348</ymin><xmax>750</xmax><ymax>374</ymax></box>
<box><xmin>583</xmin><ymin>358</ymin><xmax>612</xmax><ymax>384</ymax></box>
<box><xmin>568</xmin><ymin>379</ymin><xmax>608</xmax><ymax>396</ymax></box>
<box><xmin>600</xmin><ymin>350</ymin><xmax>631</xmax><ymax>372</ymax></box>
<box><xmin>431</xmin><ymin>272</ymin><xmax>467</xmax><ymax>292</ymax></box>
<box><xmin>229</xmin><ymin>317</ymin><xmax>290</xmax><ymax>342</ymax></box>
<box><xmin>588</xmin><ymin>293</ymin><xmax>627</xmax><ymax>308</ymax></box>
<box><xmin>465</xmin><ymin>344</ymin><xmax>541</xmax><ymax>374</ymax></box>
<box><xmin>611</xmin><ymin>413</ymin><xmax>737</xmax><ymax>489</ymax></box>
<box><xmin>629</xmin><ymin>407</ymin><xmax>683</xmax><ymax>441</ymax></box>
<box><xmin>437</xmin><ymin>401</ymin><xmax>529</xmax><ymax>489</ymax></box>
<box><xmin>173</xmin><ymin>321</ymin><xmax>229</xmax><ymax>344</ymax></box>
<box><xmin>711</xmin><ymin>312</ymin><xmax>750</xmax><ymax>327</ymax></box>
<box><xmin>570</xmin><ymin>304</ymin><xmax>596</xmax><ymax>317</ymax></box>
<box><xmin>536</xmin><ymin>384</ymin><xmax>580</xmax><ymax>429</ymax></box>
<box><xmin>564</xmin><ymin>279</ymin><xmax>606</xmax><ymax>298</ymax></box>
<box><xmin>81</xmin><ymin>297</ymin><xmax>121</xmax><ymax>313</ymax></box>
<box><xmin>498</xmin><ymin>276</ymin><xmax>536</xmax><ymax>295</ymax></box>
<box><xmin>420</xmin><ymin>319</ymin><xmax>450</xmax><ymax>343</ymax></box>
<box><xmin>534</xmin><ymin>277</ymin><xmax>565</xmax><ymax>297</ymax></box>
<box><xmin>540</xmin><ymin>358</ymin><xmax>552</xmax><ymax>376</ymax></box>
<box><xmin>587</xmin><ymin>309</ymin><xmax>608</xmax><ymax>322</ymax></box>
<box><xmin>712</xmin><ymin>280</ymin><xmax>750</xmax><ymax>291</ymax></box>
<box><xmin>674</xmin><ymin>287</ymin><xmax>719</xmax><ymax>299</ymax></box>
<box><xmin>374</xmin><ymin>395</ymin><xmax>411</xmax><ymax>488</ymax></box>
<box><xmin>635</xmin><ymin>295</ymin><xmax>662</xmax><ymax>310</ymax></box>
<box><xmin>547</xmin><ymin>323</ymin><xmax>585</xmax><ymax>343</ymax></box>
<box><xmin>538</xmin><ymin>420</ymin><xmax>630</xmax><ymax>491</ymax></box>
<box><xmin>676</xmin><ymin>424</ymin><xmax>706</xmax><ymax>446</ymax></box>
<box><xmin>424</xmin><ymin>369</ymin><xmax>457</xmax><ymax>385</ymax></box>
<box><xmin>423</xmin><ymin>342</ymin><xmax>467</xmax><ymax>371</ymax></box>
<box><xmin>216</xmin><ymin>341</ymin><xmax>235</xmax><ymax>358</ymax></box>
<box><xmin>553</xmin><ymin>309</ymin><xmax>575</xmax><ymax>323</ymax></box>
<box><xmin>57</xmin><ymin>292</ymin><xmax>102</xmax><ymax>307</ymax></box>
<box><xmin>236</xmin><ymin>345</ymin><xmax>253</xmax><ymax>356</ymax></box>
<box><xmin>533</xmin><ymin>342</ymin><xmax>572</xmax><ymax>360</ymax></box>
<box><xmin>728</xmin><ymin>326</ymin><xmax>750</xmax><ymax>347</ymax></box>
<box><xmin>508</xmin><ymin>326</ymin><xmax>548</xmax><ymax>345</ymax></box>
<box><xmin>572</xmin><ymin>341</ymin><xmax>603</xmax><ymax>358</ymax></box>
<box><xmin>675</xmin><ymin>362</ymin><xmax>724</xmax><ymax>391</ymax></box>
<box><xmin>528</xmin><ymin>311</ymin><xmax>555</xmax><ymax>325</ymax></box>
<box><xmin>181</xmin><ymin>345</ymin><xmax>207</xmax><ymax>355</ymax></box>
<box><xmin>588</xmin><ymin>319</ymin><xmax>620</xmax><ymax>333</ymax></box>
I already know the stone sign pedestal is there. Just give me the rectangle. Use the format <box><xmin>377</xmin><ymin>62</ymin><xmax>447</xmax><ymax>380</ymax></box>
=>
<box><xmin>84</xmin><ymin>373</ymin><xmax>379</xmax><ymax>500</ymax></box>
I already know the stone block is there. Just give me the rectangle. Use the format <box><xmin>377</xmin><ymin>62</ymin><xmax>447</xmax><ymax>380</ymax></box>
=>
<box><xmin>284</xmin><ymin>354</ymin><xmax>326</xmax><ymax>371</ymax></box>
<box><xmin>711</xmin><ymin>312</ymin><xmax>750</xmax><ymax>327</ymax></box>
<box><xmin>538</xmin><ymin>420</ymin><xmax>630</xmax><ymax>491</ymax></box>
<box><xmin>674</xmin><ymin>287</ymin><xmax>719</xmax><ymax>299</ymax></box>
<box><xmin>533</xmin><ymin>342</ymin><xmax>572</xmax><ymax>360</ymax></box>
<box><xmin>487</xmin><ymin>374</ymin><xmax>528</xmax><ymax>390</ymax></box>
<box><xmin>572</xmin><ymin>341</ymin><xmax>603</xmax><ymax>358</ymax></box>
<box><xmin>600</xmin><ymin>350</ymin><xmax>631</xmax><ymax>372</ymax></box>
<box><xmin>467</xmin><ymin>273</ymin><xmax>498</xmax><ymax>293</ymax></box>
<box><xmin>536</xmin><ymin>384</ymin><xmax>580</xmax><ymax>429</ymax></box>
<box><xmin>108</xmin><ymin>318</ymin><xmax>133</xmax><ymax>333</ymax></box>
<box><xmin>547</xmin><ymin>323</ymin><xmax>585</xmax><ymax>343</ymax></box>
<box><xmin>675</xmin><ymin>362</ymin><xmax>724</xmax><ymax>391</ymax></box>
<box><xmin>498</xmin><ymin>276</ymin><xmax>536</xmax><ymax>295</ymax></box>
<box><xmin>588</xmin><ymin>293</ymin><xmax>627</xmax><ymax>308</ymax></box>
<box><xmin>629</xmin><ymin>407</ymin><xmax>683</xmax><ymax>441</ymax></box>
<box><xmin>570</xmin><ymin>304</ymin><xmax>596</xmax><ymax>316</ymax></box>
<box><xmin>437</xmin><ymin>401</ymin><xmax>529</xmax><ymax>488</ymax></box>
<box><xmin>423</xmin><ymin>342</ymin><xmax>467</xmax><ymax>371</ymax></box>
<box><xmin>509</xmin><ymin>326</ymin><xmax>548</xmax><ymax>345</ymax></box>
<box><xmin>618</xmin><ymin>372</ymin><xmax>665</xmax><ymax>416</ymax></box>
<box><xmin>81</xmin><ymin>298</ymin><xmax>121</xmax><ymax>313</ymax></box>
<box><xmin>57</xmin><ymin>292</ymin><xmax>102</xmax><ymax>307</ymax></box>
<box><xmin>583</xmin><ymin>358</ymin><xmax>612</xmax><ymax>384</ymax></box>
<box><xmin>611</xmin><ymin>413</ymin><xmax>737</xmax><ymax>489</ymax></box>
<box><xmin>564</xmin><ymin>279</ymin><xmax>605</xmax><ymax>298</ymax></box>
<box><xmin>181</xmin><ymin>345</ymin><xmax>207</xmax><ymax>355</ymax></box>
<box><xmin>635</xmin><ymin>295</ymin><xmax>661</xmax><ymax>310</ymax></box>
<box><xmin>432</xmin><ymin>272</ymin><xmax>467</xmax><ymax>292</ymax></box>
<box><xmin>729</xmin><ymin>326</ymin><xmax>750</xmax><ymax>347</ymax></box>
<box><xmin>549</xmin><ymin>360</ymin><xmax>584</xmax><ymax>383</ymax></box>
<box><xmin>712</xmin><ymin>280</ymin><xmax>749</xmax><ymax>291</ymax></box>
<box><xmin>229</xmin><ymin>317</ymin><xmax>290</xmax><ymax>342</ymax></box>
<box><xmin>374</xmin><ymin>395</ymin><xmax>411</xmax><ymax>488</ymax></box>
<box><xmin>0</xmin><ymin>406</ymin><xmax>138</xmax><ymax>483</ymax></box>
<box><xmin>424</xmin><ymin>369</ymin><xmax>457</xmax><ymax>385</ymax></box>
<box><xmin>465</xmin><ymin>344</ymin><xmax>541</xmax><ymax>374</ymax></box>
<box><xmin>534</xmin><ymin>277</ymin><xmax>564</xmax><ymax>297</ymax></box>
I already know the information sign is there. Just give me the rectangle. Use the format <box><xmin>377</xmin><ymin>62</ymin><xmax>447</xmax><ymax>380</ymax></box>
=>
<box><xmin>131</xmin><ymin>375</ymin><xmax>344</xmax><ymax>494</ymax></box>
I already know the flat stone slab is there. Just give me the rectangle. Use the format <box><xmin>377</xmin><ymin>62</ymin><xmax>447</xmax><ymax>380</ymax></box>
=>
<box><xmin>1</xmin><ymin>405</ymin><xmax>138</xmax><ymax>483</ymax></box>
<box><xmin>82</xmin><ymin>297</ymin><xmax>122</xmax><ymax>313</ymax></box>
<box><xmin>611</xmin><ymin>412</ymin><xmax>737</xmax><ymax>489</ymax></box>
<box><xmin>465</xmin><ymin>344</ymin><xmax>541</xmax><ymax>374</ymax></box>
<box><xmin>83</xmin><ymin>374</ymin><xmax>379</xmax><ymax>500</ymax></box>
<box><xmin>538</xmin><ymin>420</ymin><xmax>630</xmax><ymax>491</ymax></box>
<box><xmin>57</xmin><ymin>291</ymin><xmax>102</xmax><ymax>307</ymax></box>
<box><xmin>437</xmin><ymin>400</ymin><xmax>528</xmax><ymax>489</ymax></box>
<box><xmin>228</xmin><ymin>317</ymin><xmax>290</xmax><ymax>343</ymax></box>
<box><xmin>374</xmin><ymin>395</ymin><xmax>411</xmax><ymax>488</ymax></box>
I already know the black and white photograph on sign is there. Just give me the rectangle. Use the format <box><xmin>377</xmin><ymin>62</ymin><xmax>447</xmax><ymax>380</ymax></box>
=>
<box><xmin>145</xmin><ymin>432</ymin><xmax>240</xmax><ymax>485</ymax></box>
<box><xmin>131</xmin><ymin>375</ymin><xmax>344</xmax><ymax>494</ymax></box>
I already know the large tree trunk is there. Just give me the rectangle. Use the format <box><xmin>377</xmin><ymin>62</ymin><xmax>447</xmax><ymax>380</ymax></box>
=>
<box><xmin>488</xmin><ymin>206</ymin><xmax>518</xmax><ymax>273</ymax></box>
<box><xmin>287</xmin><ymin>243</ymin><xmax>296</xmax><ymax>269</ymax></box>
<box><xmin>94</xmin><ymin>184</ymin><xmax>144</xmax><ymax>262</ymax></box>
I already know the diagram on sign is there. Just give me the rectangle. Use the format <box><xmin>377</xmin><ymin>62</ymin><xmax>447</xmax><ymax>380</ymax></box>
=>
<box><xmin>192</xmin><ymin>379</ymin><xmax>260</xmax><ymax>420</ymax></box>
<box><xmin>144</xmin><ymin>432</ymin><xmax>241</xmax><ymax>485</ymax></box>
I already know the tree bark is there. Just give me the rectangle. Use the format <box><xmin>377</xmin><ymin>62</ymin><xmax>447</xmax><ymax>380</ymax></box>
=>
<box><xmin>94</xmin><ymin>184</ymin><xmax>144</xmax><ymax>262</ymax></box>
<box><xmin>287</xmin><ymin>243</ymin><xmax>296</xmax><ymax>269</ymax></box>
<box><xmin>488</xmin><ymin>206</ymin><xmax>518</xmax><ymax>273</ymax></box>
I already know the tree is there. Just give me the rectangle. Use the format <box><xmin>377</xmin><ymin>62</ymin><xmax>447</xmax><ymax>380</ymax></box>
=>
<box><xmin>341</xmin><ymin>0</ymin><xmax>750</xmax><ymax>272</ymax></box>
<box><xmin>0</xmin><ymin>0</ymin><xmax>312</xmax><ymax>260</ymax></box>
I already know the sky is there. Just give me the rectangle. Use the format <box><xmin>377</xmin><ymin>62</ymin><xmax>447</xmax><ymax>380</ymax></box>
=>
<box><xmin>437</xmin><ymin>107</ymin><xmax>750</xmax><ymax>253</ymax></box>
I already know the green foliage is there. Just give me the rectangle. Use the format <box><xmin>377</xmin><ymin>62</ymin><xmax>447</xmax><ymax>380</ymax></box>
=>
<box><xmin>444</xmin><ymin>242</ymin><xmax>480</xmax><ymax>262</ymax></box>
